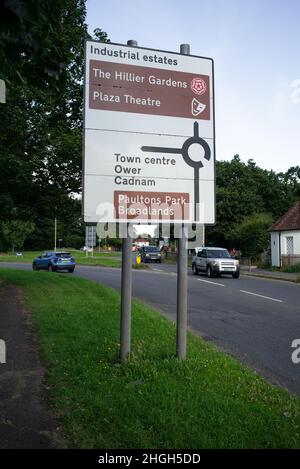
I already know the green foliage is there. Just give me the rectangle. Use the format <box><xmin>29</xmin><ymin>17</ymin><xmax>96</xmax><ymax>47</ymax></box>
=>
<box><xmin>0</xmin><ymin>2</ymin><xmax>110</xmax><ymax>250</ymax></box>
<box><xmin>231</xmin><ymin>213</ymin><xmax>273</xmax><ymax>260</ymax></box>
<box><xmin>0</xmin><ymin>0</ymin><xmax>87</xmax><ymax>90</ymax></box>
<box><xmin>2</xmin><ymin>220</ymin><xmax>35</xmax><ymax>251</ymax></box>
<box><xmin>283</xmin><ymin>264</ymin><xmax>300</xmax><ymax>273</ymax></box>
<box><xmin>207</xmin><ymin>156</ymin><xmax>300</xmax><ymax>249</ymax></box>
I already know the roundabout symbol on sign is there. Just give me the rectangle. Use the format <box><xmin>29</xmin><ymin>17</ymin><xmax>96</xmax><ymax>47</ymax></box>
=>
<box><xmin>141</xmin><ymin>121</ymin><xmax>211</xmax><ymax>222</ymax></box>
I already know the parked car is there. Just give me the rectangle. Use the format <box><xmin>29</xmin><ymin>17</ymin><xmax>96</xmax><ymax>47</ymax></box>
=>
<box><xmin>32</xmin><ymin>251</ymin><xmax>76</xmax><ymax>273</ymax></box>
<box><xmin>192</xmin><ymin>247</ymin><xmax>240</xmax><ymax>278</ymax></box>
<box><xmin>141</xmin><ymin>245</ymin><xmax>162</xmax><ymax>263</ymax></box>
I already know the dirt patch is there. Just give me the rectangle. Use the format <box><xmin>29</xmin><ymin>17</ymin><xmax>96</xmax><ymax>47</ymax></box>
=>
<box><xmin>0</xmin><ymin>283</ymin><xmax>66</xmax><ymax>448</ymax></box>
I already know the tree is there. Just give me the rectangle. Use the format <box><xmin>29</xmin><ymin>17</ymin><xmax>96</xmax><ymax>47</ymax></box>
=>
<box><xmin>0</xmin><ymin>0</ymin><xmax>87</xmax><ymax>91</ymax></box>
<box><xmin>2</xmin><ymin>220</ymin><xmax>35</xmax><ymax>251</ymax></box>
<box><xmin>231</xmin><ymin>213</ymin><xmax>273</xmax><ymax>264</ymax></box>
<box><xmin>206</xmin><ymin>156</ymin><xmax>300</xmax><ymax>247</ymax></box>
<box><xmin>0</xmin><ymin>2</ymin><xmax>110</xmax><ymax>250</ymax></box>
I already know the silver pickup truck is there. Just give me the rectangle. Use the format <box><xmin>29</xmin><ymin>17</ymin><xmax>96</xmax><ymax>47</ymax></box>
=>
<box><xmin>192</xmin><ymin>247</ymin><xmax>240</xmax><ymax>278</ymax></box>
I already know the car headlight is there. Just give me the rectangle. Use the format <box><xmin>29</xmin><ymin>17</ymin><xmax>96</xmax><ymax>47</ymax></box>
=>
<box><xmin>145</xmin><ymin>254</ymin><xmax>150</xmax><ymax>257</ymax></box>
<box><xmin>212</xmin><ymin>261</ymin><xmax>219</xmax><ymax>266</ymax></box>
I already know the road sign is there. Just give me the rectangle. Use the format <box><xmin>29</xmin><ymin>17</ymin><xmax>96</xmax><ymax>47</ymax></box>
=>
<box><xmin>85</xmin><ymin>225</ymin><xmax>96</xmax><ymax>248</ymax></box>
<box><xmin>83</xmin><ymin>41</ymin><xmax>215</xmax><ymax>224</ymax></box>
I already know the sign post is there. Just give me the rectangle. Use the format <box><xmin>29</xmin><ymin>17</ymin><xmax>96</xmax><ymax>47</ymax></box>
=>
<box><xmin>119</xmin><ymin>42</ymin><xmax>135</xmax><ymax>363</ymax></box>
<box><xmin>120</xmin><ymin>224</ymin><xmax>132</xmax><ymax>362</ymax></box>
<box><xmin>176</xmin><ymin>44</ymin><xmax>190</xmax><ymax>360</ymax></box>
<box><xmin>83</xmin><ymin>38</ymin><xmax>215</xmax><ymax>361</ymax></box>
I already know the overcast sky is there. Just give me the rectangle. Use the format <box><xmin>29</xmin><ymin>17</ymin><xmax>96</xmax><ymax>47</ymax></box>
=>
<box><xmin>86</xmin><ymin>0</ymin><xmax>300</xmax><ymax>174</ymax></box>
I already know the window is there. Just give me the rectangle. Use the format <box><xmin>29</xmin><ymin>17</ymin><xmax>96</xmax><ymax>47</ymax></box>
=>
<box><xmin>286</xmin><ymin>236</ymin><xmax>294</xmax><ymax>255</ymax></box>
<box><xmin>207</xmin><ymin>249</ymin><xmax>230</xmax><ymax>259</ymax></box>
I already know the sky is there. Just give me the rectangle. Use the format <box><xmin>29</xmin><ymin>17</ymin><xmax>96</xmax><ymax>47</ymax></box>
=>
<box><xmin>86</xmin><ymin>0</ymin><xmax>300</xmax><ymax>174</ymax></box>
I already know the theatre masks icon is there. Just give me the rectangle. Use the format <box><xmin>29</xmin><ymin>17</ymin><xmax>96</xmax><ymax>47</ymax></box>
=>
<box><xmin>191</xmin><ymin>98</ymin><xmax>206</xmax><ymax>117</ymax></box>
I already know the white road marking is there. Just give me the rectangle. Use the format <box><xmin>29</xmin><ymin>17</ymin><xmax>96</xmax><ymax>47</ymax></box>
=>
<box><xmin>198</xmin><ymin>279</ymin><xmax>225</xmax><ymax>287</ymax></box>
<box><xmin>240</xmin><ymin>290</ymin><xmax>283</xmax><ymax>303</ymax></box>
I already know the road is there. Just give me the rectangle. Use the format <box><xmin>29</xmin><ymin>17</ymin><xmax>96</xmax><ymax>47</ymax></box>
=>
<box><xmin>1</xmin><ymin>261</ymin><xmax>300</xmax><ymax>395</ymax></box>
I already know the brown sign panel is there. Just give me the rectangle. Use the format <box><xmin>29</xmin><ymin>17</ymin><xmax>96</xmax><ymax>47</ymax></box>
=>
<box><xmin>89</xmin><ymin>60</ymin><xmax>210</xmax><ymax>120</ymax></box>
<box><xmin>114</xmin><ymin>191</ymin><xmax>190</xmax><ymax>220</ymax></box>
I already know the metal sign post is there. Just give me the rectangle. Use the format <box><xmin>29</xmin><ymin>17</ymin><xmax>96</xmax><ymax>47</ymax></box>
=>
<box><xmin>176</xmin><ymin>44</ymin><xmax>190</xmax><ymax>360</ymax></box>
<box><xmin>120</xmin><ymin>225</ymin><xmax>132</xmax><ymax>362</ymax></box>
<box><xmin>119</xmin><ymin>40</ymin><xmax>137</xmax><ymax>362</ymax></box>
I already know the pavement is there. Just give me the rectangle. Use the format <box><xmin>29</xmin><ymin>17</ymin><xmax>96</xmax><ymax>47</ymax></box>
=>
<box><xmin>0</xmin><ymin>282</ymin><xmax>65</xmax><ymax>449</ymax></box>
<box><xmin>240</xmin><ymin>266</ymin><xmax>300</xmax><ymax>282</ymax></box>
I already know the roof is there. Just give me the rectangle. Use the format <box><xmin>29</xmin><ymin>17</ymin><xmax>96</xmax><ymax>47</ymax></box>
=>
<box><xmin>195</xmin><ymin>247</ymin><xmax>227</xmax><ymax>251</ymax></box>
<box><xmin>269</xmin><ymin>200</ymin><xmax>300</xmax><ymax>232</ymax></box>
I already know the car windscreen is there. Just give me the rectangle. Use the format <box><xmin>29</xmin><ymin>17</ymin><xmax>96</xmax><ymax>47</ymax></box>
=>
<box><xmin>144</xmin><ymin>247</ymin><xmax>159</xmax><ymax>252</ymax></box>
<box><xmin>207</xmin><ymin>250</ymin><xmax>230</xmax><ymax>258</ymax></box>
<box><xmin>55</xmin><ymin>252</ymin><xmax>71</xmax><ymax>258</ymax></box>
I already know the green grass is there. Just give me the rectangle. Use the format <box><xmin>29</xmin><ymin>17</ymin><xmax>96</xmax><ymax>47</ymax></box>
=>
<box><xmin>1</xmin><ymin>269</ymin><xmax>300</xmax><ymax>448</ymax></box>
<box><xmin>164</xmin><ymin>254</ymin><xmax>193</xmax><ymax>267</ymax></box>
<box><xmin>257</xmin><ymin>263</ymin><xmax>280</xmax><ymax>271</ymax></box>
<box><xmin>257</xmin><ymin>263</ymin><xmax>300</xmax><ymax>275</ymax></box>
<box><xmin>0</xmin><ymin>250</ymin><xmax>122</xmax><ymax>268</ymax></box>
<box><xmin>283</xmin><ymin>264</ymin><xmax>300</xmax><ymax>273</ymax></box>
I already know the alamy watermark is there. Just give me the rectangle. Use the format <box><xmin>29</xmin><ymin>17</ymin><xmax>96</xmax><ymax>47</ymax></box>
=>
<box><xmin>93</xmin><ymin>200</ymin><xmax>207</xmax><ymax>249</ymax></box>
<box><xmin>0</xmin><ymin>339</ymin><xmax>6</xmax><ymax>364</ymax></box>
<box><xmin>291</xmin><ymin>339</ymin><xmax>300</xmax><ymax>364</ymax></box>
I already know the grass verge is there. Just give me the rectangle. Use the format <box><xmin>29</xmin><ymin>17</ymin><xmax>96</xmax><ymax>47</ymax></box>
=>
<box><xmin>0</xmin><ymin>269</ymin><xmax>300</xmax><ymax>448</ymax></box>
<box><xmin>0</xmin><ymin>250</ymin><xmax>122</xmax><ymax>268</ymax></box>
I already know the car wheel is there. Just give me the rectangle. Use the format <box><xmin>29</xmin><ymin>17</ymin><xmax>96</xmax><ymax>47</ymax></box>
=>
<box><xmin>206</xmin><ymin>265</ymin><xmax>213</xmax><ymax>278</ymax></box>
<box><xmin>159</xmin><ymin>259</ymin><xmax>162</xmax><ymax>264</ymax></box>
<box><xmin>192</xmin><ymin>263</ymin><xmax>199</xmax><ymax>275</ymax></box>
<box><xmin>32</xmin><ymin>263</ymin><xmax>39</xmax><ymax>271</ymax></box>
<box><xmin>68</xmin><ymin>268</ymin><xmax>75</xmax><ymax>273</ymax></box>
<box><xmin>232</xmin><ymin>271</ymin><xmax>240</xmax><ymax>279</ymax></box>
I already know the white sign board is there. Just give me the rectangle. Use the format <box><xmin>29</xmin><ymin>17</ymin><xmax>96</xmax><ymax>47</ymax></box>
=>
<box><xmin>85</xmin><ymin>225</ymin><xmax>96</xmax><ymax>248</ymax></box>
<box><xmin>83</xmin><ymin>41</ymin><xmax>215</xmax><ymax>224</ymax></box>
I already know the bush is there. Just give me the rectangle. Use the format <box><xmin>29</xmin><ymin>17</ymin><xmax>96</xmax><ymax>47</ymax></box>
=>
<box><xmin>283</xmin><ymin>264</ymin><xmax>300</xmax><ymax>273</ymax></box>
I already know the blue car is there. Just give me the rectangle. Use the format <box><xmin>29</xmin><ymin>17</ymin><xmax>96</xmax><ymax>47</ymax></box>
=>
<box><xmin>32</xmin><ymin>251</ymin><xmax>76</xmax><ymax>273</ymax></box>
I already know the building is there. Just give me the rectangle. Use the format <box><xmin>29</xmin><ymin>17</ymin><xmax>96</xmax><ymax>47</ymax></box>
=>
<box><xmin>133</xmin><ymin>238</ymin><xmax>150</xmax><ymax>250</ymax></box>
<box><xmin>269</xmin><ymin>200</ymin><xmax>300</xmax><ymax>267</ymax></box>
